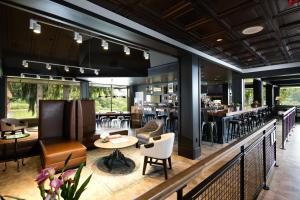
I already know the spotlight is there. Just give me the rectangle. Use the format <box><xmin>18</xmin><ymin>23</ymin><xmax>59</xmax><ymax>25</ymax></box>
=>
<box><xmin>29</xmin><ymin>19</ymin><xmax>41</xmax><ymax>34</ymax></box>
<box><xmin>22</xmin><ymin>60</ymin><xmax>28</xmax><ymax>68</ymax></box>
<box><xmin>49</xmin><ymin>76</ymin><xmax>53</xmax><ymax>80</ymax></box>
<box><xmin>46</xmin><ymin>63</ymin><xmax>51</xmax><ymax>70</ymax></box>
<box><xmin>20</xmin><ymin>73</ymin><xmax>25</xmax><ymax>78</ymax></box>
<box><xmin>74</xmin><ymin>32</ymin><xmax>82</xmax><ymax>44</ymax></box>
<box><xmin>64</xmin><ymin>65</ymin><xmax>70</xmax><ymax>72</ymax></box>
<box><xmin>72</xmin><ymin>78</ymin><xmax>76</xmax><ymax>82</ymax></box>
<box><xmin>36</xmin><ymin>75</ymin><xmax>40</xmax><ymax>79</ymax></box>
<box><xmin>94</xmin><ymin>69</ymin><xmax>99</xmax><ymax>75</ymax></box>
<box><xmin>101</xmin><ymin>40</ymin><xmax>109</xmax><ymax>50</ymax></box>
<box><xmin>79</xmin><ymin>67</ymin><xmax>84</xmax><ymax>74</ymax></box>
<box><xmin>124</xmin><ymin>46</ymin><xmax>130</xmax><ymax>55</ymax></box>
<box><xmin>61</xmin><ymin>77</ymin><xmax>65</xmax><ymax>81</ymax></box>
<box><xmin>143</xmin><ymin>51</ymin><xmax>149</xmax><ymax>60</ymax></box>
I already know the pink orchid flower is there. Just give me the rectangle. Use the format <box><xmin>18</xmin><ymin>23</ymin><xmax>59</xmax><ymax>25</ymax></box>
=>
<box><xmin>50</xmin><ymin>178</ymin><xmax>63</xmax><ymax>191</ymax></box>
<box><xmin>36</xmin><ymin>168</ymin><xmax>53</xmax><ymax>185</ymax></box>
<box><xmin>61</xmin><ymin>169</ymin><xmax>76</xmax><ymax>181</ymax></box>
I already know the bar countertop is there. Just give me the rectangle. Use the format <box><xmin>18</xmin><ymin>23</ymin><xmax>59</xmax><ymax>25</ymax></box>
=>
<box><xmin>225</xmin><ymin>106</ymin><xmax>268</xmax><ymax>117</ymax></box>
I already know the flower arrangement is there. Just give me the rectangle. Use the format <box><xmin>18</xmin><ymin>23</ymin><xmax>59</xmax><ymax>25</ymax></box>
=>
<box><xmin>36</xmin><ymin>154</ymin><xmax>92</xmax><ymax>200</ymax></box>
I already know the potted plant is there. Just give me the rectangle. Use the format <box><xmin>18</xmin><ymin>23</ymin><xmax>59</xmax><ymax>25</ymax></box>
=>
<box><xmin>234</xmin><ymin>103</ymin><xmax>241</xmax><ymax>111</ymax></box>
<box><xmin>36</xmin><ymin>154</ymin><xmax>92</xmax><ymax>200</ymax></box>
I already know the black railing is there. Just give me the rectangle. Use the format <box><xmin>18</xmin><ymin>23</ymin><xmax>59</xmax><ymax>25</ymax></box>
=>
<box><xmin>136</xmin><ymin>120</ymin><xmax>277</xmax><ymax>200</ymax></box>
<box><xmin>281</xmin><ymin>107</ymin><xmax>296</xmax><ymax>149</ymax></box>
<box><xmin>182</xmin><ymin>122</ymin><xmax>277</xmax><ymax>200</ymax></box>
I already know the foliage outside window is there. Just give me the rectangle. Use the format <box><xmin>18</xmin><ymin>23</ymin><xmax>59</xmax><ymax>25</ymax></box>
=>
<box><xmin>89</xmin><ymin>85</ymin><xmax>128</xmax><ymax>113</ymax></box>
<box><xmin>279</xmin><ymin>87</ymin><xmax>300</xmax><ymax>106</ymax></box>
<box><xmin>244</xmin><ymin>88</ymin><xmax>253</xmax><ymax>108</ymax></box>
<box><xmin>7</xmin><ymin>79</ymin><xmax>80</xmax><ymax>119</ymax></box>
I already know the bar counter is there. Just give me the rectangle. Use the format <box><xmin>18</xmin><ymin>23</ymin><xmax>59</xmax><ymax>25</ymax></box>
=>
<box><xmin>204</xmin><ymin>106</ymin><xmax>269</xmax><ymax>144</ymax></box>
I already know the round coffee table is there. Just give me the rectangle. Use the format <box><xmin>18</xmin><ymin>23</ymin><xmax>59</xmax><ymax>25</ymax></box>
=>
<box><xmin>94</xmin><ymin>136</ymin><xmax>138</xmax><ymax>172</ymax></box>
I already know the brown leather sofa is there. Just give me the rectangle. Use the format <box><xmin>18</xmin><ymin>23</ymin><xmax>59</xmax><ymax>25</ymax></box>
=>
<box><xmin>39</xmin><ymin>100</ymin><xmax>86</xmax><ymax>170</ymax></box>
<box><xmin>75</xmin><ymin>100</ymin><xmax>100</xmax><ymax>149</ymax></box>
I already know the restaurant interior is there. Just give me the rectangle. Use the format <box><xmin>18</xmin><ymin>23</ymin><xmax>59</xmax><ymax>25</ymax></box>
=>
<box><xmin>0</xmin><ymin>0</ymin><xmax>300</xmax><ymax>200</ymax></box>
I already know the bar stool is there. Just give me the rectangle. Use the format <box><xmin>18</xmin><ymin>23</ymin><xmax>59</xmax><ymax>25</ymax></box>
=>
<box><xmin>202</xmin><ymin>109</ymin><xmax>217</xmax><ymax>145</ymax></box>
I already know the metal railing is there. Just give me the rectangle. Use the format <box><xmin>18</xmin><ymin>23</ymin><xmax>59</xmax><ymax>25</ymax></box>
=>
<box><xmin>281</xmin><ymin>107</ymin><xmax>296</xmax><ymax>149</ymax></box>
<box><xmin>136</xmin><ymin>119</ymin><xmax>277</xmax><ymax>200</ymax></box>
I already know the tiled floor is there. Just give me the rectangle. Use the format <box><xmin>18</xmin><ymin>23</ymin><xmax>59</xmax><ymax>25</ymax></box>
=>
<box><xmin>0</xmin><ymin>137</ymin><xmax>226</xmax><ymax>200</ymax></box>
<box><xmin>258</xmin><ymin>123</ymin><xmax>300</xmax><ymax>200</ymax></box>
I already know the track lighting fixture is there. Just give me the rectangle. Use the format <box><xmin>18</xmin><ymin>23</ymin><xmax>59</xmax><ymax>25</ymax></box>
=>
<box><xmin>64</xmin><ymin>65</ymin><xmax>70</xmax><ymax>72</ymax></box>
<box><xmin>29</xmin><ymin>19</ymin><xmax>41</xmax><ymax>34</ymax></box>
<box><xmin>74</xmin><ymin>32</ymin><xmax>82</xmax><ymax>44</ymax></box>
<box><xmin>22</xmin><ymin>60</ymin><xmax>28</xmax><ymax>68</ymax></box>
<box><xmin>94</xmin><ymin>69</ymin><xmax>99</xmax><ymax>75</ymax></box>
<box><xmin>124</xmin><ymin>46</ymin><xmax>130</xmax><ymax>55</ymax></box>
<box><xmin>143</xmin><ymin>51</ymin><xmax>149</xmax><ymax>60</ymax></box>
<box><xmin>72</xmin><ymin>78</ymin><xmax>76</xmax><ymax>82</ymax></box>
<box><xmin>20</xmin><ymin>73</ymin><xmax>25</xmax><ymax>78</ymax></box>
<box><xmin>61</xmin><ymin>77</ymin><xmax>65</xmax><ymax>81</ymax></box>
<box><xmin>79</xmin><ymin>67</ymin><xmax>84</xmax><ymax>74</ymax></box>
<box><xmin>101</xmin><ymin>40</ymin><xmax>109</xmax><ymax>50</ymax></box>
<box><xmin>46</xmin><ymin>63</ymin><xmax>51</xmax><ymax>70</ymax></box>
<box><xmin>49</xmin><ymin>76</ymin><xmax>53</xmax><ymax>80</ymax></box>
<box><xmin>36</xmin><ymin>75</ymin><xmax>40</xmax><ymax>79</ymax></box>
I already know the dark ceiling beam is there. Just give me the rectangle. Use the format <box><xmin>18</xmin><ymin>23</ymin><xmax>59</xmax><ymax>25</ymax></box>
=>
<box><xmin>271</xmin><ymin>79</ymin><xmax>300</xmax><ymax>86</ymax></box>
<box><xmin>282</xmin><ymin>33</ymin><xmax>300</xmax><ymax>40</ymax></box>
<box><xmin>218</xmin><ymin>1</ymin><xmax>259</xmax><ymax>17</ymax></box>
<box><xmin>274</xmin><ymin>4</ymin><xmax>300</xmax><ymax>18</ymax></box>
<box><xmin>192</xmin><ymin>0</ymin><xmax>269</xmax><ymax>65</ymax></box>
<box><xmin>242</xmin><ymin>31</ymin><xmax>275</xmax><ymax>41</ymax></box>
<box><xmin>184</xmin><ymin>18</ymin><xmax>212</xmax><ymax>31</ymax></box>
<box><xmin>249</xmin><ymin>38</ymin><xmax>276</xmax><ymax>47</ymax></box>
<box><xmin>162</xmin><ymin>1</ymin><xmax>192</xmax><ymax>19</ymax></box>
<box><xmin>280</xmin><ymin>21</ymin><xmax>300</xmax><ymax>31</ymax></box>
<box><xmin>259</xmin><ymin>0</ymin><xmax>291</xmax><ymax>61</ymax></box>
<box><xmin>286</xmin><ymin>40</ymin><xmax>300</xmax><ymax>46</ymax></box>
<box><xmin>262</xmin><ymin>74</ymin><xmax>300</xmax><ymax>82</ymax></box>
<box><xmin>231</xmin><ymin>18</ymin><xmax>265</xmax><ymax>31</ymax></box>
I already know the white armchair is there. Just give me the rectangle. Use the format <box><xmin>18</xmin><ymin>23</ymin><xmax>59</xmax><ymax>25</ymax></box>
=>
<box><xmin>140</xmin><ymin>132</ymin><xmax>175</xmax><ymax>179</ymax></box>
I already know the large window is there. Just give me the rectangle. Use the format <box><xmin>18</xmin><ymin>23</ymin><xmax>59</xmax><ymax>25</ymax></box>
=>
<box><xmin>244</xmin><ymin>88</ymin><xmax>253</xmax><ymax>108</ymax></box>
<box><xmin>279</xmin><ymin>87</ymin><xmax>300</xmax><ymax>106</ymax></box>
<box><xmin>89</xmin><ymin>85</ymin><xmax>128</xmax><ymax>113</ymax></box>
<box><xmin>7</xmin><ymin>78</ymin><xmax>80</xmax><ymax>119</ymax></box>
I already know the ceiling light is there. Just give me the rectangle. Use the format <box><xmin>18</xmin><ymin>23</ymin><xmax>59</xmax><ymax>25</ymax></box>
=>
<box><xmin>242</xmin><ymin>26</ymin><xmax>264</xmax><ymax>35</ymax></box>
<box><xmin>143</xmin><ymin>51</ymin><xmax>149</xmax><ymax>60</ymax></box>
<box><xmin>36</xmin><ymin>75</ymin><xmax>40</xmax><ymax>79</ymax></box>
<box><xmin>216</xmin><ymin>38</ymin><xmax>223</xmax><ymax>42</ymax></box>
<box><xmin>20</xmin><ymin>73</ymin><xmax>25</xmax><ymax>78</ymax></box>
<box><xmin>124</xmin><ymin>46</ymin><xmax>130</xmax><ymax>55</ymax></box>
<box><xmin>29</xmin><ymin>19</ymin><xmax>41</xmax><ymax>34</ymax></box>
<box><xmin>79</xmin><ymin>67</ymin><xmax>84</xmax><ymax>74</ymax></box>
<box><xmin>46</xmin><ymin>63</ymin><xmax>51</xmax><ymax>70</ymax></box>
<box><xmin>49</xmin><ymin>76</ymin><xmax>53</xmax><ymax>80</ymax></box>
<box><xmin>101</xmin><ymin>40</ymin><xmax>109</xmax><ymax>50</ymax></box>
<box><xmin>64</xmin><ymin>65</ymin><xmax>70</xmax><ymax>72</ymax></box>
<box><xmin>74</xmin><ymin>32</ymin><xmax>82</xmax><ymax>44</ymax></box>
<box><xmin>22</xmin><ymin>60</ymin><xmax>28</xmax><ymax>68</ymax></box>
<box><xmin>94</xmin><ymin>69</ymin><xmax>99</xmax><ymax>75</ymax></box>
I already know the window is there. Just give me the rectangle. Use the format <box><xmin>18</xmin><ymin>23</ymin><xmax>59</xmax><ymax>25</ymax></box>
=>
<box><xmin>89</xmin><ymin>85</ymin><xmax>128</xmax><ymax>112</ymax></box>
<box><xmin>279</xmin><ymin>87</ymin><xmax>300</xmax><ymax>106</ymax></box>
<box><xmin>244</xmin><ymin>88</ymin><xmax>253</xmax><ymax>108</ymax></box>
<box><xmin>7</xmin><ymin>78</ymin><xmax>80</xmax><ymax>119</ymax></box>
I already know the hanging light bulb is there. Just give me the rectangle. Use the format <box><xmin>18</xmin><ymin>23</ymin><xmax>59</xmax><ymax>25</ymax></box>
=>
<box><xmin>49</xmin><ymin>76</ymin><xmax>53</xmax><ymax>80</ymax></box>
<box><xmin>74</xmin><ymin>32</ymin><xmax>82</xmax><ymax>44</ymax></box>
<box><xmin>46</xmin><ymin>63</ymin><xmax>51</xmax><ymax>70</ymax></box>
<box><xmin>64</xmin><ymin>65</ymin><xmax>70</xmax><ymax>72</ymax></box>
<box><xmin>36</xmin><ymin>75</ymin><xmax>40</xmax><ymax>79</ymax></box>
<box><xmin>143</xmin><ymin>51</ymin><xmax>149</xmax><ymax>60</ymax></box>
<box><xmin>79</xmin><ymin>67</ymin><xmax>84</xmax><ymax>74</ymax></box>
<box><xmin>124</xmin><ymin>46</ymin><xmax>130</xmax><ymax>55</ymax></box>
<box><xmin>101</xmin><ymin>40</ymin><xmax>109</xmax><ymax>50</ymax></box>
<box><xmin>22</xmin><ymin>60</ymin><xmax>28</xmax><ymax>68</ymax></box>
<box><xmin>29</xmin><ymin>19</ymin><xmax>41</xmax><ymax>34</ymax></box>
<box><xmin>20</xmin><ymin>73</ymin><xmax>25</xmax><ymax>78</ymax></box>
<box><xmin>94</xmin><ymin>69</ymin><xmax>99</xmax><ymax>75</ymax></box>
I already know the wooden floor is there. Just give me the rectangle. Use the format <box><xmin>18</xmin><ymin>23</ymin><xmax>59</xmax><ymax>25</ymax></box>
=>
<box><xmin>258</xmin><ymin>122</ymin><xmax>300</xmax><ymax>200</ymax></box>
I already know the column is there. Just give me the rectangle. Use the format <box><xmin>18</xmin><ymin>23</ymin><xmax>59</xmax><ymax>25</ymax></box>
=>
<box><xmin>253</xmin><ymin>79</ymin><xmax>263</xmax><ymax>105</ymax></box>
<box><xmin>80</xmin><ymin>81</ymin><xmax>89</xmax><ymax>99</ymax></box>
<box><xmin>266</xmin><ymin>83</ymin><xmax>274</xmax><ymax>107</ymax></box>
<box><xmin>63</xmin><ymin>85</ymin><xmax>71</xmax><ymax>100</ymax></box>
<box><xmin>36</xmin><ymin>84</ymin><xmax>43</xmax><ymax>116</ymax></box>
<box><xmin>232</xmin><ymin>72</ymin><xmax>245</xmax><ymax>107</ymax></box>
<box><xmin>178</xmin><ymin>54</ymin><xmax>201</xmax><ymax>159</ymax></box>
<box><xmin>274</xmin><ymin>86</ymin><xmax>280</xmax><ymax>105</ymax></box>
<box><xmin>0</xmin><ymin>76</ymin><xmax>7</xmax><ymax>118</ymax></box>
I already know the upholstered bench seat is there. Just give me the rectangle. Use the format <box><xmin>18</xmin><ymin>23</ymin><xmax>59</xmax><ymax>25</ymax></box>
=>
<box><xmin>40</xmin><ymin>140</ymin><xmax>86</xmax><ymax>170</ymax></box>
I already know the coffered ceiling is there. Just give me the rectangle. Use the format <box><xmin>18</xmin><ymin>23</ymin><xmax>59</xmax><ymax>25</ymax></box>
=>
<box><xmin>88</xmin><ymin>0</ymin><xmax>300</xmax><ymax>69</ymax></box>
